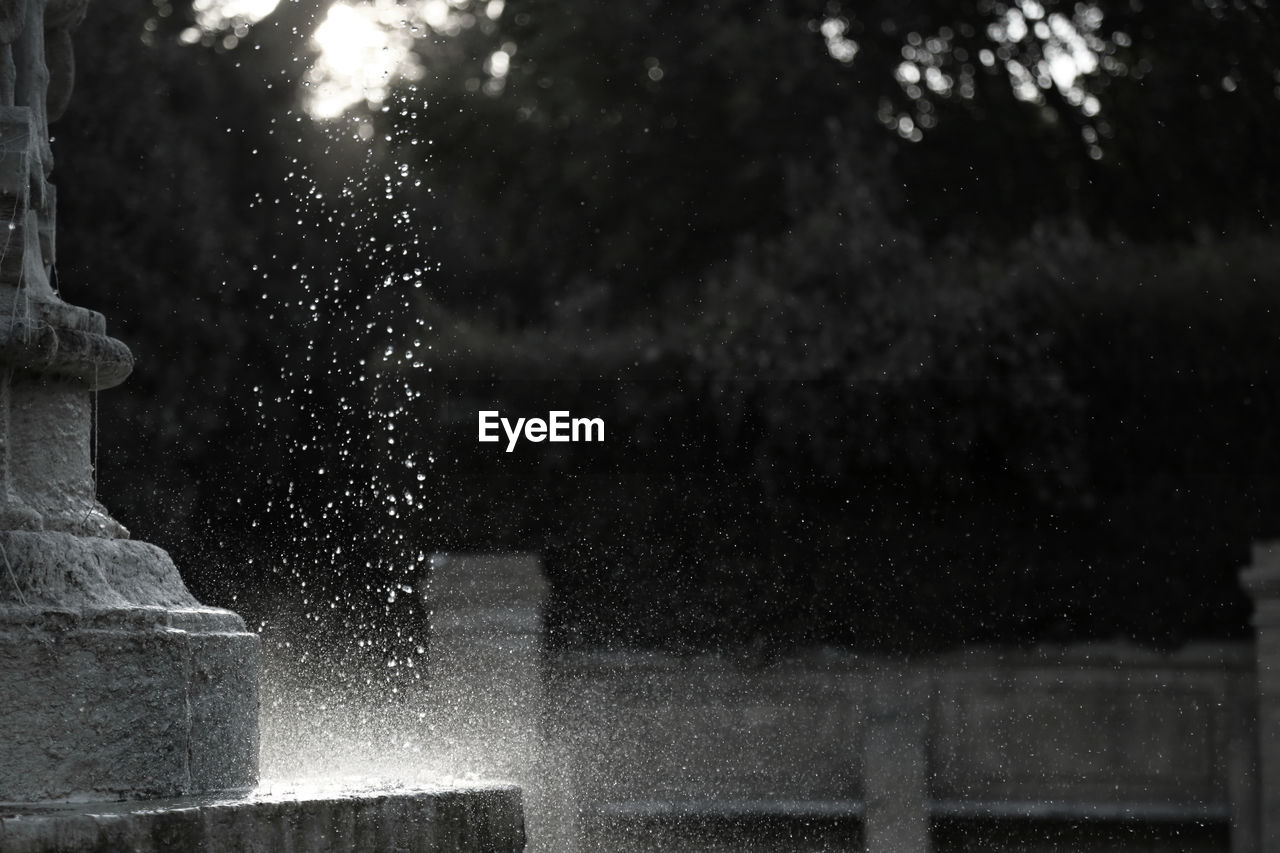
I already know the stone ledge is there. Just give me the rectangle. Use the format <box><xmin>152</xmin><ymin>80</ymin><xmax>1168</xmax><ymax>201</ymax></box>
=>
<box><xmin>0</xmin><ymin>784</ymin><xmax>526</xmax><ymax>853</ymax></box>
<box><xmin>0</xmin><ymin>299</ymin><xmax>132</xmax><ymax>390</ymax></box>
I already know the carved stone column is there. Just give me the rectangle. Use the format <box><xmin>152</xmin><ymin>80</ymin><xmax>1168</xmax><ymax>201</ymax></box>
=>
<box><xmin>0</xmin><ymin>0</ymin><xmax>259</xmax><ymax>802</ymax></box>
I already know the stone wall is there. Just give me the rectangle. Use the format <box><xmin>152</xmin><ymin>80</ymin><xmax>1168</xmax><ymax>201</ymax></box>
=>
<box><xmin>548</xmin><ymin>644</ymin><xmax>1254</xmax><ymax>853</ymax></box>
<box><xmin>425</xmin><ymin>554</ymin><xmax>1259</xmax><ymax>853</ymax></box>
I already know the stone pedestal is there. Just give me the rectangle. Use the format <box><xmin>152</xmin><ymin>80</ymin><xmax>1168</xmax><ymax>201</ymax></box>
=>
<box><xmin>422</xmin><ymin>552</ymin><xmax>547</xmax><ymax>765</ymax></box>
<box><xmin>0</xmin><ymin>224</ymin><xmax>260</xmax><ymax>805</ymax></box>
<box><xmin>0</xmin><ymin>534</ymin><xmax>259</xmax><ymax>803</ymax></box>
<box><xmin>0</xmin><ymin>1</ymin><xmax>260</xmax><ymax>804</ymax></box>
<box><xmin>423</xmin><ymin>553</ymin><xmax>561</xmax><ymax>851</ymax></box>
<box><xmin>1241</xmin><ymin>542</ymin><xmax>1280</xmax><ymax>850</ymax></box>
<box><xmin>0</xmin><ymin>302</ymin><xmax>262</xmax><ymax>805</ymax></box>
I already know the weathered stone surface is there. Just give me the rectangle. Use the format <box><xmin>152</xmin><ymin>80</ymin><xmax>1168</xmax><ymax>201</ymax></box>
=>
<box><xmin>0</xmin><ymin>532</ymin><xmax>260</xmax><ymax>804</ymax></box>
<box><xmin>0</xmin><ymin>297</ymin><xmax>134</xmax><ymax>538</ymax></box>
<box><xmin>0</xmin><ymin>603</ymin><xmax>260</xmax><ymax>803</ymax></box>
<box><xmin>0</xmin><ymin>530</ymin><xmax>196</xmax><ymax>608</ymax></box>
<box><xmin>0</xmin><ymin>298</ymin><xmax>133</xmax><ymax>390</ymax></box>
<box><xmin>0</xmin><ymin>784</ymin><xmax>526</xmax><ymax>852</ymax></box>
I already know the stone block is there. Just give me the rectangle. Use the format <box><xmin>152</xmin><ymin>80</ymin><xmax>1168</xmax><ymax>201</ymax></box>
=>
<box><xmin>424</xmin><ymin>553</ymin><xmax>547</xmax><ymax>734</ymax></box>
<box><xmin>0</xmin><ymin>606</ymin><xmax>259</xmax><ymax>803</ymax></box>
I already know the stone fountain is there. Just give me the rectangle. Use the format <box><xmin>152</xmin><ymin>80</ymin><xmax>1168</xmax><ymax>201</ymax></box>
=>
<box><xmin>0</xmin><ymin>3</ymin><xmax>525</xmax><ymax>849</ymax></box>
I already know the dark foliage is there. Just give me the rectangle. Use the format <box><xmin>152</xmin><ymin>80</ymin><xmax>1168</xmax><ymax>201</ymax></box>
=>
<box><xmin>52</xmin><ymin>0</ymin><xmax>1280</xmax><ymax>659</ymax></box>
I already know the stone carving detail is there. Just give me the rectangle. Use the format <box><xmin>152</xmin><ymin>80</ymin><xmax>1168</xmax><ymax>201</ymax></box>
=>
<box><xmin>0</xmin><ymin>0</ymin><xmax>91</xmax><ymax>297</ymax></box>
<box><xmin>0</xmin><ymin>0</ymin><xmax>131</xmax><ymax>537</ymax></box>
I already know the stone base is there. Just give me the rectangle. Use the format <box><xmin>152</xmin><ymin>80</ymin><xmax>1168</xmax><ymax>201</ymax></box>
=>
<box><xmin>0</xmin><ymin>530</ymin><xmax>260</xmax><ymax>803</ymax></box>
<box><xmin>0</xmin><ymin>606</ymin><xmax>259</xmax><ymax>803</ymax></box>
<box><xmin>0</xmin><ymin>784</ymin><xmax>526</xmax><ymax>852</ymax></box>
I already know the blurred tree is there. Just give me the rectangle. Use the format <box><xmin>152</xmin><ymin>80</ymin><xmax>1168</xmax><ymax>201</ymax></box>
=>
<box><xmin>50</xmin><ymin>0</ymin><xmax>1280</xmax><ymax>655</ymax></box>
<box><xmin>362</xmin><ymin>0</ymin><xmax>1280</xmax><ymax>317</ymax></box>
<box><xmin>358</xmin><ymin>0</ymin><xmax>1279</xmax><ymax>649</ymax></box>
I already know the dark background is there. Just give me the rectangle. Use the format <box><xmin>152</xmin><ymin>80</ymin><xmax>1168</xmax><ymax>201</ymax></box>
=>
<box><xmin>50</xmin><ymin>0</ymin><xmax>1280</xmax><ymax>668</ymax></box>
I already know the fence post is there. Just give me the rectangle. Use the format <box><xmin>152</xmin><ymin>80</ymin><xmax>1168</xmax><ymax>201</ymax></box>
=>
<box><xmin>1240</xmin><ymin>542</ymin><xmax>1280</xmax><ymax>851</ymax></box>
<box><xmin>863</xmin><ymin>668</ymin><xmax>933</xmax><ymax>853</ymax></box>
<box><xmin>423</xmin><ymin>552</ymin><xmax>573</xmax><ymax>851</ymax></box>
